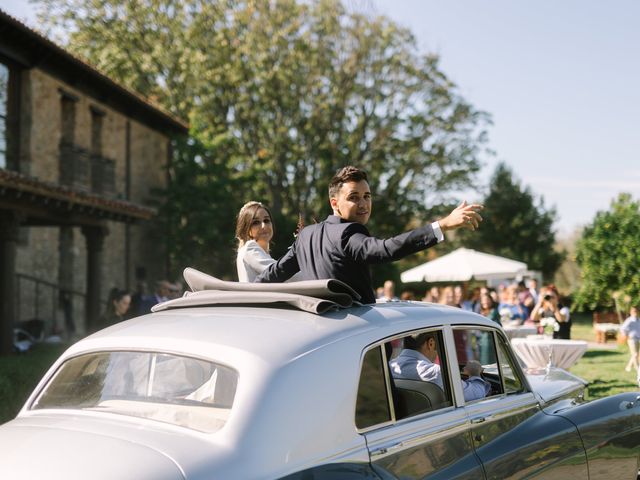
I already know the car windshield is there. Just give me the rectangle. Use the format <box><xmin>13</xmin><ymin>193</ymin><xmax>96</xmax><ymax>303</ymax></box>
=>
<box><xmin>31</xmin><ymin>351</ymin><xmax>238</xmax><ymax>433</ymax></box>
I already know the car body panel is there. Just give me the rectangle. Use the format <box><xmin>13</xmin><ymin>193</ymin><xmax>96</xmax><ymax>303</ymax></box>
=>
<box><xmin>554</xmin><ymin>392</ymin><xmax>640</xmax><ymax>480</ymax></box>
<box><xmin>0</xmin><ymin>299</ymin><xmax>638</xmax><ymax>479</ymax></box>
<box><xmin>466</xmin><ymin>393</ymin><xmax>588</xmax><ymax>479</ymax></box>
<box><xmin>365</xmin><ymin>407</ymin><xmax>484</xmax><ymax>479</ymax></box>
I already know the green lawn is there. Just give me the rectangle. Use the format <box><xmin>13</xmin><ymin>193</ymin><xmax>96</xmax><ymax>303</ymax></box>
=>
<box><xmin>566</xmin><ymin>312</ymin><xmax>638</xmax><ymax>399</ymax></box>
<box><xmin>0</xmin><ymin>343</ymin><xmax>69</xmax><ymax>424</ymax></box>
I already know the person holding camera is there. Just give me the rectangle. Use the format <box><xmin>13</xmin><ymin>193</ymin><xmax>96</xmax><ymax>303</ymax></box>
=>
<box><xmin>530</xmin><ymin>285</ymin><xmax>571</xmax><ymax>339</ymax></box>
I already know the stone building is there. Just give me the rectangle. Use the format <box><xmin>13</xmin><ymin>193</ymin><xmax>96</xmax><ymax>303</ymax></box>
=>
<box><xmin>0</xmin><ymin>10</ymin><xmax>188</xmax><ymax>353</ymax></box>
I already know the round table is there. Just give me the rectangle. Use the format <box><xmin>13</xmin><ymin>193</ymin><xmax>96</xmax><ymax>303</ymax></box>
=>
<box><xmin>510</xmin><ymin>336</ymin><xmax>588</xmax><ymax>369</ymax></box>
<box><xmin>502</xmin><ymin>325</ymin><xmax>538</xmax><ymax>339</ymax></box>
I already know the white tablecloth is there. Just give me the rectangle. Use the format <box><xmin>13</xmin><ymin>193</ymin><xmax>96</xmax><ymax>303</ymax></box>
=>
<box><xmin>503</xmin><ymin>325</ymin><xmax>538</xmax><ymax>339</ymax></box>
<box><xmin>510</xmin><ymin>336</ymin><xmax>588</xmax><ymax>369</ymax></box>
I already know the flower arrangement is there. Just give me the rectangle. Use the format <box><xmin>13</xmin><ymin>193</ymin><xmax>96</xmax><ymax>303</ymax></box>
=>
<box><xmin>540</xmin><ymin>317</ymin><xmax>560</xmax><ymax>336</ymax></box>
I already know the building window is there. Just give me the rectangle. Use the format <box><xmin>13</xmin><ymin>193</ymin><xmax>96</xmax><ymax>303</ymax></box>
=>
<box><xmin>60</xmin><ymin>90</ymin><xmax>77</xmax><ymax>145</ymax></box>
<box><xmin>0</xmin><ymin>62</ymin><xmax>8</xmax><ymax>169</ymax></box>
<box><xmin>90</xmin><ymin>106</ymin><xmax>104</xmax><ymax>156</ymax></box>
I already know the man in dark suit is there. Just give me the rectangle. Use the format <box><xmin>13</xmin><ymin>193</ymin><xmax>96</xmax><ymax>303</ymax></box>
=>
<box><xmin>255</xmin><ymin>166</ymin><xmax>482</xmax><ymax>303</ymax></box>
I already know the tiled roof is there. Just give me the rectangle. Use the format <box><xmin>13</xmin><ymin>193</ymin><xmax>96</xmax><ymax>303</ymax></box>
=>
<box><xmin>0</xmin><ymin>8</ymin><xmax>188</xmax><ymax>134</ymax></box>
<box><xmin>0</xmin><ymin>169</ymin><xmax>156</xmax><ymax>222</ymax></box>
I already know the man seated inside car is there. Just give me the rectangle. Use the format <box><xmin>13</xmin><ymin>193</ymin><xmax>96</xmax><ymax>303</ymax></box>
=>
<box><xmin>389</xmin><ymin>332</ymin><xmax>443</xmax><ymax>388</ymax></box>
<box><xmin>461</xmin><ymin>359</ymin><xmax>491</xmax><ymax>401</ymax></box>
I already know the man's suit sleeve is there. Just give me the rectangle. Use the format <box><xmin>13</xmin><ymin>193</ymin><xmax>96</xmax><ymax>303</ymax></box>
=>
<box><xmin>254</xmin><ymin>243</ymin><xmax>300</xmax><ymax>283</ymax></box>
<box><xmin>344</xmin><ymin>223</ymin><xmax>439</xmax><ymax>264</ymax></box>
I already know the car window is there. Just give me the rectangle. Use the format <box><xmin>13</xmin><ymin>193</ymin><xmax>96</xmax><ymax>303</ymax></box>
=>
<box><xmin>386</xmin><ymin>330</ymin><xmax>453</xmax><ymax>420</ymax></box>
<box><xmin>31</xmin><ymin>351</ymin><xmax>238</xmax><ymax>433</ymax></box>
<box><xmin>355</xmin><ymin>345</ymin><xmax>392</xmax><ymax>430</ymax></box>
<box><xmin>453</xmin><ymin>328</ymin><xmax>502</xmax><ymax>402</ymax></box>
<box><xmin>496</xmin><ymin>334</ymin><xmax>525</xmax><ymax>394</ymax></box>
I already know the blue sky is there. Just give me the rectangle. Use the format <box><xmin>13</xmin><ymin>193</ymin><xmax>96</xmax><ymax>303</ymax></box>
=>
<box><xmin>370</xmin><ymin>1</ymin><xmax>640</xmax><ymax>236</ymax></box>
<box><xmin>3</xmin><ymin>0</ymin><xmax>639</xmax><ymax>236</ymax></box>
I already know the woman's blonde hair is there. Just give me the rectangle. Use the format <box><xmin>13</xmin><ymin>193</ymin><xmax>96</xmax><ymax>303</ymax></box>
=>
<box><xmin>235</xmin><ymin>201</ymin><xmax>275</xmax><ymax>248</ymax></box>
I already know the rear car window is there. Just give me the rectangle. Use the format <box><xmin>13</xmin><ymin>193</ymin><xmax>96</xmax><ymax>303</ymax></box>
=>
<box><xmin>31</xmin><ymin>351</ymin><xmax>238</xmax><ymax>433</ymax></box>
<box><xmin>355</xmin><ymin>346</ymin><xmax>392</xmax><ymax>429</ymax></box>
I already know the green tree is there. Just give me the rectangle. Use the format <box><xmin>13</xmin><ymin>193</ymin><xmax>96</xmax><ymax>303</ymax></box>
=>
<box><xmin>574</xmin><ymin>193</ymin><xmax>640</xmax><ymax>310</ymax></box>
<box><xmin>36</xmin><ymin>0</ymin><xmax>489</xmax><ymax>275</ymax></box>
<box><xmin>456</xmin><ymin>162</ymin><xmax>564</xmax><ymax>280</ymax></box>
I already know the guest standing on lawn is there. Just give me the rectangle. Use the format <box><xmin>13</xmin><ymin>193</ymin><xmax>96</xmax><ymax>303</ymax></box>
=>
<box><xmin>621</xmin><ymin>306</ymin><xmax>640</xmax><ymax>372</ymax></box>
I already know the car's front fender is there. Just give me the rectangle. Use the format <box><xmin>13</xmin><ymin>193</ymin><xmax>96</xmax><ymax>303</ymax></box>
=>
<box><xmin>552</xmin><ymin>392</ymin><xmax>640</xmax><ymax>480</ymax></box>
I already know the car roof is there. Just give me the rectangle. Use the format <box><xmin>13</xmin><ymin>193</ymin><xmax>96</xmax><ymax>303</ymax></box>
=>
<box><xmin>61</xmin><ymin>269</ymin><xmax>498</xmax><ymax>369</ymax></box>
<box><xmin>68</xmin><ymin>301</ymin><xmax>495</xmax><ymax>368</ymax></box>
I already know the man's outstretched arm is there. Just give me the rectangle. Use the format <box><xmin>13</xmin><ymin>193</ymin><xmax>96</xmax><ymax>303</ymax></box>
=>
<box><xmin>254</xmin><ymin>245</ymin><xmax>300</xmax><ymax>283</ymax></box>
<box><xmin>345</xmin><ymin>201</ymin><xmax>484</xmax><ymax>263</ymax></box>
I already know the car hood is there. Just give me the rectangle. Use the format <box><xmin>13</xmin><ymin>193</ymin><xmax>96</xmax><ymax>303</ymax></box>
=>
<box><xmin>525</xmin><ymin>366</ymin><xmax>587</xmax><ymax>405</ymax></box>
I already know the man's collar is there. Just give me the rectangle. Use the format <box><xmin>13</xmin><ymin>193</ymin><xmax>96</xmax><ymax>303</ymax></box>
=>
<box><xmin>400</xmin><ymin>348</ymin><xmax>431</xmax><ymax>362</ymax></box>
<box><xmin>327</xmin><ymin>214</ymin><xmax>346</xmax><ymax>224</ymax></box>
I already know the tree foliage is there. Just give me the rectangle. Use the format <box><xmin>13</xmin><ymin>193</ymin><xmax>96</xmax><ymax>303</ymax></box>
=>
<box><xmin>36</xmin><ymin>0</ymin><xmax>489</xmax><ymax>277</ymax></box>
<box><xmin>574</xmin><ymin>193</ymin><xmax>640</xmax><ymax>311</ymax></box>
<box><xmin>455</xmin><ymin>162</ymin><xmax>563</xmax><ymax>280</ymax></box>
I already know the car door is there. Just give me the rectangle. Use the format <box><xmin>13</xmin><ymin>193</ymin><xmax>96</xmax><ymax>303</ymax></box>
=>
<box><xmin>357</xmin><ymin>328</ymin><xmax>485</xmax><ymax>480</ymax></box>
<box><xmin>451</xmin><ymin>327</ymin><xmax>589</xmax><ymax>479</ymax></box>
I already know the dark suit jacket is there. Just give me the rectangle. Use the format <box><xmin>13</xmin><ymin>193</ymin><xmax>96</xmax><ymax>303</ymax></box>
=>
<box><xmin>255</xmin><ymin>215</ymin><xmax>438</xmax><ymax>304</ymax></box>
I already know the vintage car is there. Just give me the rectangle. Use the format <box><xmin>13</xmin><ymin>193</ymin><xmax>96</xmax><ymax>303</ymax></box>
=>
<box><xmin>1</xmin><ymin>268</ymin><xmax>639</xmax><ymax>479</ymax></box>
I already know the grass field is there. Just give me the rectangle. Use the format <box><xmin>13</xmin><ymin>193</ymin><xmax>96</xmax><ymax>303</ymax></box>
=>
<box><xmin>0</xmin><ymin>313</ymin><xmax>638</xmax><ymax>425</ymax></box>
<box><xmin>0</xmin><ymin>343</ymin><xmax>68</xmax><ymax>424</ymax></box>
<box><xmin>565</xmin><ymin>312</ymin><xmax>638</xmax><ymax>399</ymax></box>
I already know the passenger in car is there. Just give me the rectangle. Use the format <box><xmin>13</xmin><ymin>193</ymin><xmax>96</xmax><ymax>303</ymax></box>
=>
<box><xmin>389</xmin><ymin>332</ymin><xmax>442</xmax><ymax>388</ymax></box>
<box><xmin>235</xmin><ymin>201</ymin><xmax>277</xmax><ymax>282</ymax></box>
<box><xmin>461</xmin><ymin>360</ymin><xmax>491</xmax><ymax>401</ymax></box>
<box><xmin>255</xmin><ymin>166</ymin><xmax>483</xmax><ymax>303</ymax></box>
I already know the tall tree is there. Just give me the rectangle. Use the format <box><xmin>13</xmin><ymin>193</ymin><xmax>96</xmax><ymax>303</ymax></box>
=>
<box><xmin>455</xmin><ymin>162</ymin><xmax>563</xmax><ymax>280</ymax></box>
<box><xmin>36</xmin><ymin>0</ymin><xmax>489</xmax><ymax>275</ymax></box>
<box><xmin>574</xmin><ymin>193</ymin><xmax>640</xmax><ymax>310</ymax></box>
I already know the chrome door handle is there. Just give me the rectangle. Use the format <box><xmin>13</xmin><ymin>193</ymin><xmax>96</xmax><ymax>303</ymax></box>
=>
<box><xmin>471</xmin><ymin>415</ymin><xmax>493</xmax><ymax>424</ymax></box>
<box><xmin>370</xmin><ymin>442</ymin><xmax>404</xmax><ymax>457</ymax></box>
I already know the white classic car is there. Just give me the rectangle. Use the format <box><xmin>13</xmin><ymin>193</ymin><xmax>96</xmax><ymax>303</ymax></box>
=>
<box><xmin>1</xmin><ymin>268</ymin><xmax>639</xmax><ymax>479</ymax></box>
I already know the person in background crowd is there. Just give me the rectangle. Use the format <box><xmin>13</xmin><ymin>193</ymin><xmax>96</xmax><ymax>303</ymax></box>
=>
<box><xmin>517</xmin><ymin>280</ymin><xmax>535</xmax><ymax>312</ymax></box>
<box><xmin>139</xmin><ymin>280</ymin><xmax>170</xmax><ymax>314</ymax></box>
<box><xmin>528</xmin><ymin>278</ymin><xmax>539</xmax><ymax>304</ymax></box>
<box><xmin>97</xmin><ymin>288</ymin><xmax>131</xmax><ymax>331</ymax></box>
<box><xmin>530</xmin><ymin>284</ymin><xmax>571</xmax><ymax>339</ymax></box>
<box><xmin>168</xmin><ymin>281</ymin><xmax>183</xmax><ymax>300</ymax></box>
<box><xmin>400</xmin><ymin>290</ymin><xmax>415</xmax><ymax>301</ymax></box>
<box><xmin>422</xmin><ymin>286</ymin><xmax>440</xmax><ymax>303</ymax></box>
<box><xmin>461</xmin><ymin>287</ymin><xmax>481</xmax><ymax>313</ymax></box>
<box><xmin>454</xmin><ymin>285</ymin><xmax>465</xmax><ymax>308</ymax></box>
<box><xmin>479</xmin><ymin>292</ymin><xmax>501</xmax><ymax>325</ymax></box>
<box><xmin>621</xmin><ymin>306</ymin><xmax>640</xmax><ymax>372</ymax></box>
<box><xmin>498</xmin><ymin>284</ymin><xmax>529</xmax><ymax>324</ymax></box>
<box><xmin>379</xmin><ymin>280</ymin><xmax>399</xmax><ymax>302</ymax></box>
<box><xmin>128</xmin><ymin>280</ymin><xmax>147</xmax><ymax>319</ymax></box>
<box><xmin>439</xmin><ymin>286</ymin><xmax>458</xmax><ymax>307</ymax></box>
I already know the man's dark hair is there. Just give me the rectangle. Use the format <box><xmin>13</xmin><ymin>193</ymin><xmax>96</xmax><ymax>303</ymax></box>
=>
<box><xmin>328</xmin><ymin>166</ymin><xmax>368</xmax><ymax>198</ymax></box>
<box><xmin>404</xmin><ymin>332</ymin><xmax>436</xmax><ymax>351</ymax></box>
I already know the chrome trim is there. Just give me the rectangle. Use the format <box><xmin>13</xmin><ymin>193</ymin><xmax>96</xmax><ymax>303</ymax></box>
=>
<box><xmin>380</xmin><ymin>344</ymin><xmax>397</xmax><ymax>422</ymax></box>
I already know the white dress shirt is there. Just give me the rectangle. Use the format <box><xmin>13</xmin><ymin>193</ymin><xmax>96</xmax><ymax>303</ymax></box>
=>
<box><xmin>389</xmin><ymin>349</ymin><xmax>443</xmax><ymax>388</ymax></box>
<box><xmin>462</xmin><ymin>376</ymin><xmax>491</xmax><ymax>401</ymax></box>
<box><xmin>621</xmin><ymin>316</ymin><xmax>640</xmax><ymax>340</ymax></box>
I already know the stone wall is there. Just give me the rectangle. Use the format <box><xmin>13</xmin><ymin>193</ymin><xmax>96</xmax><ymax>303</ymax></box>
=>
<box><xmin>14</xmin><ymin>68</ymin><xmax>170</xmax><ymax>334</ymax></box>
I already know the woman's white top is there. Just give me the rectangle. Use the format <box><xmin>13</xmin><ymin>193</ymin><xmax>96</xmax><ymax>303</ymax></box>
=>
<box><xmin>236</xmin><ymin>240</ymin><xmax>275</xmax><ymax>282</ymax></box>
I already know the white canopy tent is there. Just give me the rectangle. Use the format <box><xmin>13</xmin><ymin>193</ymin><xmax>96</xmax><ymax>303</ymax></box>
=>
<box><xmin>400</xmin><ymin>248</ymin><xmax>528</xmax><ymax>283</ymax></box>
